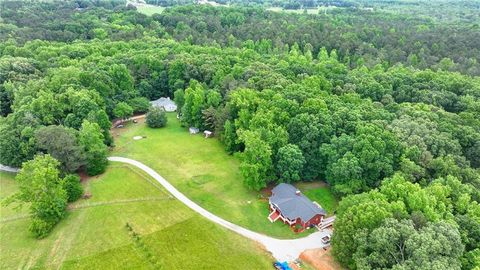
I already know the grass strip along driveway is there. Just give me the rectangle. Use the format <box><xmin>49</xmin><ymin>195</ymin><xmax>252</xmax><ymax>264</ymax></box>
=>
<box><xmin>108</xmin><ymin>156</ymin><xmax>331</xmax><ymax>262</ymax></box>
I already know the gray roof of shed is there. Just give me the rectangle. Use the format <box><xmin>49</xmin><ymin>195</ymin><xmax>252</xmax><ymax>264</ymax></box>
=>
<box><xmin>269</xmin><ymin>183</ymin><xmax>326</xmax><ymax>222</ymax></box>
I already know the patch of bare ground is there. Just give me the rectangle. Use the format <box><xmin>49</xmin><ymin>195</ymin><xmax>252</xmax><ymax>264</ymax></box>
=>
<box><xmin>299</xmin><ymin>247</ymin><xmax>344</xmax><ymax>270</ymax></box>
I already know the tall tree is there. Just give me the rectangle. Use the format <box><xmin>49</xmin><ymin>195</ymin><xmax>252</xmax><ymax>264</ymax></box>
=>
<box><xmin>35</xmin><ymin>125</ymin><xmax>85</xmax><ymax>173</ymax></box>
<box><xmin>78</xmin><ymin>120</ymin><xmax>108</xmax><ymax>176</ymax></box>
<box><xmin>9</xmin><ymin>154</ymin><xmax>67</xmax><ymax>238</ymax></box>
<box><xmin>276</xmin><ymin>144</ymin><xmax>305</xmax><ymax>183</ymax></box>
<box><xmin>239</xmin><ymin>130</ymin><xmax>272</xmax><ymax>190</ymax></box>
<box><xmin>181</xmin><ymin>80</ymin><xmax>206</xmax><ymax>128</ymax></box>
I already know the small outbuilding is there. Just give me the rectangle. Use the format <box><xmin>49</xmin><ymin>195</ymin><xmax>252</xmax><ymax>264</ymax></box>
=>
<box><xmin>189</xmin><ymin>127</ymin><xmax>200</xmax><ymax>134</ymax></box>
<box><xmin>268</xmin><ymin>183</ymin><xmax>326</xmax><ymax>232</ymax></box>
<box><xmin>204</xmin><ymin>130</ymin><xmax>213</xmax><ymax>138</ymax></box>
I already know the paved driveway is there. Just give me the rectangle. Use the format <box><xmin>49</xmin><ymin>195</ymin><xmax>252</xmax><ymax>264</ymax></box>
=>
<box><xmin>108</xmin><ymin>156</ymin><xmax>331</xmax><ymax>261</ymax></box>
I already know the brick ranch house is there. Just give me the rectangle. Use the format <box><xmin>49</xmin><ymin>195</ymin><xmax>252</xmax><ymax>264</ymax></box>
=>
<box><xmin>268</xmin><ymin>183</ymin><xmax>327</xmax><ymax>232</ymax></box>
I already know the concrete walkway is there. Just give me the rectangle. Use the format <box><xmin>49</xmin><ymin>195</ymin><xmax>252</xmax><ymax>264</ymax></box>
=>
<box><xmin>108</xmin><ymin>156</ymin><xmax>331</xmax><ymax>261</ymax></box>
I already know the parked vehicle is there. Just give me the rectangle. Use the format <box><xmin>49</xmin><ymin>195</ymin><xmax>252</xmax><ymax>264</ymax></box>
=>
<box><xmin>273</xmin><ymin>261</ymin><xmax>292</xmax><ymax>270</ymax></box>
<box><xmin>321</xmin><ymin>235</ymin><xmax>331</xmax><ymax>244</ymax></box>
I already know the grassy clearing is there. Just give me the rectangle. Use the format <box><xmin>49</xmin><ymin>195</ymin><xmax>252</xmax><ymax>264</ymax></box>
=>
<box><xmin>0</xmin><ymin>165</ymin><xmax>273</xmax><ymax>269</ymax></box>
<box><xmin>295</xmin><ymin>182</ymin><xmax>338</xmax><ymax>215</ymax></box>
<box><xmin>112</xmin><ymin>113</ymin><xmax>337</xmax><ymax>238</ymax></box>
<box><xmin>135</xmin><ymin>5</ymin><xmax>165</xmax><ymax>16</ymax></box>
<box><xmin>266</xmin><ymin>6</ymin><xmax>338</xmax><ymax>15</ymax></box>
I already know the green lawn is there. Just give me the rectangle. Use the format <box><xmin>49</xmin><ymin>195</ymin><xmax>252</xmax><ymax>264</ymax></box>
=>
<box><xmin>0</xmin><ymin>165</ymin><xmax>273</xmax><ymax>269</ymax></box>
<box><xmin>112</xmin><ymin>114</ymin><xmax>337</xmax><ymax>238</ymax></box>
<box><xmin>295</xmin><ymin>182</ymin><xmax>338</xmax><ymax>215</ymax></box>
<box><xmin>266</xmin><ymin>6</ymin><xmax>338</xmax><ymax>15</ymax></box>
<box><xmin>135</xmin><ymin>5</ymin><xmax>165</xmax><ymax>16</ymax></box>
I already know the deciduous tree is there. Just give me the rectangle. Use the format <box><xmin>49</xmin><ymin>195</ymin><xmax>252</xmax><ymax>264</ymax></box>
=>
<box><xmin>276</xmin><ymin>144</ymin><xmax>305</xmax><ymax>183</ymax></box>
<box><xmin>78</xmin><ymin>120</ymin><xmax>108</xmax><ymax>176</ymax></box>
<box><xmin>35</xmin><ymin>125</ymin><xmax>85</xmax><ymax>173</ymax></box>
<box><xmin>10</xmin><ymin>154</ymin><xmax>67</xmax><ymax>238</ymax></box>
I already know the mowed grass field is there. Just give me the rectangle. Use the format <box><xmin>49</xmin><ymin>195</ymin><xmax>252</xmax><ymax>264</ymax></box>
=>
<box><xmin>112</xmin><ymin>113</ymin><xmax>336</xmax><ymax>238</ymax></box>
<box><xmin>0</xmin><ymin>166</ymin><xmax>273</xmax><ymax>269</ymax></box>
<box><xmin>266</xmin><ymin>6</ymin><xmax>338</xmax><ymax>15</ymax></box>
<box><xmin>135</xmin><ymin>5</ymin><xmax>165</xmax><ymax>16</ymax></box>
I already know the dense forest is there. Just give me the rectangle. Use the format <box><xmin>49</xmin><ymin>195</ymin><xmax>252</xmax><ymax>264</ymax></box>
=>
<box><xmin>0</xmin><ymin>1</ymin><xmax>479</xmax><ymax>269</ymax></box>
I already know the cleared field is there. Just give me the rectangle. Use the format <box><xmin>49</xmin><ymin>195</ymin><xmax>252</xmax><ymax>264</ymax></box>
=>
<box><xmin>112</xmin><ymin>113</ymin><xmax>337</xmax><ymax>238</ymax></box>
<box><xmin>135</xmin><ymin>5</ymin><xmax>165</xmax><ymax>16</ymax></box>
<box><xmin>266</xmin><ymin>6</ymin><xmax>338</xmax><ymax>15</ymax></box>
<box><xmin>0</xmin><ymin>166</ymin><xmax>273</xmax><ymax>269</ymax></box>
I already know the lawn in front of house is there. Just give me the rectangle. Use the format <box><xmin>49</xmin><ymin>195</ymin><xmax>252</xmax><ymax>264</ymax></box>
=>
<box><xmin>0</xmin><ymin>165</ymin><xmax>273</xmax><ymax>269</ymax></box>
<box><xmin>112</xmin><ymin>113</ymin><xmax>337</xmax><ymax>238</ymax></box>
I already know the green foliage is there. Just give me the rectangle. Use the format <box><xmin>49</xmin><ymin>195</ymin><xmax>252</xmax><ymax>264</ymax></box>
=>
<box><xmin>222</xmin><ymin>119</ymin><xmax>239</xmax><ymax>154</ymax></box>
<box><xmin>35</xmin><ymin>125</ymin><xmax>85</xmax><ymax>173</ymax></box>
<box><xmin>79</xmin><ymin>120</ymin><xmax>108</xmax><ymax>176</ymax></box>
<box><xmin>174</xmin><ymin>89</ymin><xmax>185</xmax><ymax>110</ymax></box>
<box><xmin>462</xmin><ymin>248</ymin><xmax>480</xmax><ymax>270</ymax></box>
<box><xmin>333</xmin><ymin>174</ymin><xmax>479</xmax><ymax>269</ymax></box>
<box><xmin>287</xmin><ymin>113</ymin><xmax>324</xmax><ymax>180</ymax></box>
<box><xmin>275</xmin><ymin>144</ymin><xmax>305</xmax><ymax>183</ymax></box>
<box><xmin>146</xmin><ymin>107</ymin><xmax>168</xmax><ymax>128</ymax></box>
<box><xmin>321</xmin><ymin>124</ymin><xmax>402</xmax><ymax>195</ymax></box>
<box><xmin>354</xmin><ymin>218</ymin><xmax>464</xmax><ymax>269</ymax></box>
<box><xmin>128</xmin><ymin>97</ymin><xmax>151</xmax><ymax>113</ymax></box>
<box><xmin>62</xmin><ymin>174</ymin><xmax>83</xmax><ymax>202</ymax></box>
<box><xmin>0</xmin><ymin>2</ymin><xmax>479</xmax><ymax>267</ymax></box>
<box><xmin>113</xmin><ymin>102</ymin><xmax>134</xmax><ymax>120</ymax></box>
<box><xmin>12</xmin><ymin>154</ymin><xmax>67</xmax><ymax>238</ymax></box>
<box><xmin>239</xmin><ymin>130</ymin><xmax>272</xmax><ymax>190</ymax></box>
<box><xmin>332</xmin><ymin>191</ymin><xmax>400</xmax><ymax>268</ymax></box>
<box><xmin>181</xmin><ymin>80</ymin><xmax>206</xmax><ymax>128</ymax></box>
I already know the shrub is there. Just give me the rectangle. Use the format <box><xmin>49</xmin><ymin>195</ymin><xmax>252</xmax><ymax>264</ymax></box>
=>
<box><xmin>146</xmin><ymin>107</ymin><xmax>167</xmax><ymax>128</ymax></box>
<box><xmin>62</xmin><ymin>174</ymin><xmax>83</xmax><ymax>202</ymax></box>
<box><xmin>30</xmin><ymin>218</ymin><xmax>56</xmax><ymax>238</ymax></box>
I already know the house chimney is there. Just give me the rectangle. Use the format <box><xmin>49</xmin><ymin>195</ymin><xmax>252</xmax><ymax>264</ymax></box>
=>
<box><xmin>295</xmin><ymin>190</ymin><xmax>301</xmax><ymax>195</ymax></box>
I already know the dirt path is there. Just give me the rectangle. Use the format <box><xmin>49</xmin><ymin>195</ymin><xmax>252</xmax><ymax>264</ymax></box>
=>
<box><xmin>108</xmin><ymin>156</ymin><xmax>331</xmax><ymax>262</ymax></box>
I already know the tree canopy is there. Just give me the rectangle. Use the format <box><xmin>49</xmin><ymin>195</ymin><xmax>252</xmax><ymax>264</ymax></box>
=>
<box><xmin>0</xmin><ymin>1</ymin><xmax>479</xmax><ymax>266</ymax></box>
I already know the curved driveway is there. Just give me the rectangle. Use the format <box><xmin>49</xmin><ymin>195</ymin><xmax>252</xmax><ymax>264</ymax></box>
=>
<box><xmin>108</xmin><ymin>156</ymin><xmax>331</xmax><ymax>262</ymax></box>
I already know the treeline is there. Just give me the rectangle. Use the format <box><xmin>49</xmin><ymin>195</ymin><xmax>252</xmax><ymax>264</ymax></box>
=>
<box><xmin>154</xmin><ymin>5</ymin><xmax>480</xmax><ymax>76</ymax></box>
<box><xmin>0</xmin><ymin>1</ymin><xmax>152</xmax><ymax>44</ymax></box>
<box><xmin>2</xmin><ymin>2</ymin><xmax>479</xmax><ymax>76</ymax></box>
